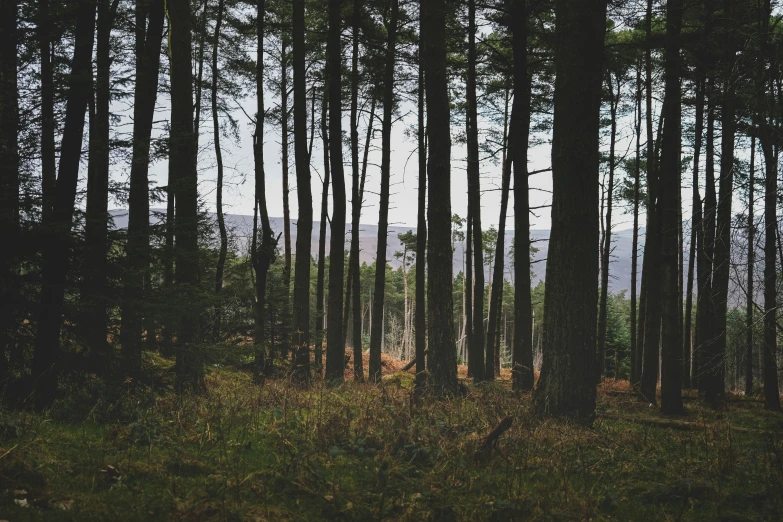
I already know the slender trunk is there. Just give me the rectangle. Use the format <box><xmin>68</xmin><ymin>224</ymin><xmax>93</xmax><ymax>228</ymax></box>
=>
<box><xmin>596</xmin><ymin>73</ymin><xmax>618</xmax><ymax>381</ymax></box>
<box><xmin>193</xmin><ymin>2</ymin><xmax>208</xmax><ymax>151</ymax></box>
<box><xmin>532</xmin><ymin>0</ymin><xmax>607</xmax><ymax>420</ymax></box>
<box><xmin>211</xmin><ymin>0</ymin><xmax>227</xmax><ymax>341</ymax></box>
<box><xmin>83</xmin><ymin>0</ymin><xmax>118</xmax><ymax>363</ymax></box>
<box><xmin>511</xmin><ymin>0</ymin><xmax>534</xmax><ymax>391</ymax></box>
<box><xmin>640</xmin><ymin>0</ymin><xmax>661</xmax><ymax>403</ymax></box>
<box><xmin>170</xmin><ymin>0</ymin><xmax>203</xmax><ymax>393</ymax></box>
<box><xmin>39</xmin><ymin>0</ymin><xmax>55</xmax><ymax>222</ymax></box>
<box><xmin>415</xmin><ymin>19</ymin><xmax>427</xmax><ymax>391</ymax></box>
<box><xmin>121</xmin><ymin>0</ymin><xmax>164</xmax><ymax>373</ymax></box>
<box><xmin>486</xmin><ymin>85</ymin><xmax>511</xmax><ymax>382</ymax></box>
<box><xmin>466</xmin><ymin>0</ymin><xmax>485</xmax><ymax>381</ymax></box>
<box><xmin>325</xmin><ymin>0</ymin><xmax>348</xmax><ymax>382</ymax></box>
<box><xmin>706</xmin><ymin>0</ymin><xmax>737</xmax><ymax>407</ymax></box>
<box><xmin>250</xmin><ymin>0</ymin><xmax>276</xmax><ymax>380</ymax></box>
<box><xmin>659</xmin><ymin>0</ymin><xmax>684</xmax><ymax>414</ymax></box>
<box><xmin>745</xmin><ymin>136</ymin><xmax>755</xmax><ymax>396</ymax></box>
<box><xmin>32</xmin><ymin>0</ymin><xmax>97</xmax><ymax>407</ymax></box>
<box><xmin>0</xmin><ymin>0</ymin><xmax>20</xmax><ymax>379</ymax></box>
<box><xmin>685</xmin><ymin>76</ymin><xmax>704</xmax><ymax>390</ymax></box>
<box><xmin>369</xmin><ymin>0</ymin><xmax>399</xmax><ymax>383</ymax></box>
<box><xmin>316</xmin><ymin>85</ymin><xmax>329</xmax><ymax>373</ymax></box>
<box><xmin>291</xmin><ymin>0</ymin><xmax>313</xmax><ymax>384</ymax></box>
<box><xmin>350</xmin><ymin>0</ymin><xmax>365</xmax><ymax>382</ymax></box>
<box><xmin>630</xmin><ymin>58</ymin><xmax>642</xmax><ymax>385</ymax></box>
<box><xmin>281</xmin><ymin>38</ymin><xmax>292</xmax><ymax>361</ymax></box>
<box><xmin>422</xmin><ymin>0</ymin><xmax>458</xmax><ymax>395</ymax></box>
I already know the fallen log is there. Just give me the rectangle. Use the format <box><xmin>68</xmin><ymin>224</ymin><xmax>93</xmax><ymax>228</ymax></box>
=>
<box><xmin>475</xmin><ymin>416</ymin><xmax>513</xmax><ymax>461</ymax></box>
<box><xmin>400</xmin><ymin>350</ymin><xmax>429</xmax><ymax>373</ymax></box>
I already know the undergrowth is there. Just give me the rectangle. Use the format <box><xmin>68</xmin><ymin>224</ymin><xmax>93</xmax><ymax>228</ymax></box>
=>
<box><xmin>2</xmin><ymin>355</ymin><xmax>783</xmax><ymax>521</ymax></box>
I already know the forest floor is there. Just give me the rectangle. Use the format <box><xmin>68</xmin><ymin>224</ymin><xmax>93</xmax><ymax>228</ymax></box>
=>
<box><xmin>2</xmin><ymin>347</ymin><xmax>783</xmax><ymax>521</ymax></box>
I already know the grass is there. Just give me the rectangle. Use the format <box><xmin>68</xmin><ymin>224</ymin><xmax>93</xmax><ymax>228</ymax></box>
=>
<box><xmin>2</xmin><ymin>353</ymin><xmax>783</xmax><ymax>521</ymax></box>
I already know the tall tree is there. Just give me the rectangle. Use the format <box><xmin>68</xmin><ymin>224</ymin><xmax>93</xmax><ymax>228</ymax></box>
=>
<box><xmin>280</xmin><ymin>36</ymin><xmax>292</xmax><ymax>362</ymax></box>
<box><xmin>38</xmin><ymin>0</ymin><xmax>55</xmax><ymax>222</ymax></box>
<box><xmin>596</xmin><ymin>71</ymin><xmax>619</xmax><ymax>380</ymax></box>
<box><xmin>422</xmin><ymin>0</ymin><xmax>458</xmax><ymax>395</ymax></box>
<box><xmin>31</xmin><ymin>0</ymin><xmax>97</xmax><ymax>407</ymax></box>
<box><xmin>325</xmin><ymin>0</ymin><xmax>347</xmax><ymax>382</ymax></box>
<box><xmin>511</xmin><ymin>0</ymin><xmax>534</xmax><ymax>391</ymax></box>
<box><xmin>83</xmin><ymin>0</ymin><xmax>119</xmax><ymax>363</ymax></box>
<box><xmin>0</xmin><ymin>0</ymin><xmax>19</xmax><ymax>377</ymax></box>
<box><xmin>659</xmin><ymin>0</ymin><xmax>684</xmax><ymax>414</ymax></box>
<box><xmin>170</xmin><ymin>0</ymin><xmax>203</xmax><ymax>392</ymax></box>
<box><xmin>316</xmin><ymin>86</ymin><xmax>329</xmax><ymax>373</ymax></box>
<box><xmin>291</xmin><ymin>0</ymin><xmax>313</xmax><ymax>384</ymax></box>
<box><xmin>211</xmin><ymin>0</ymin><xmax>228</xmax><ymax>341</ymax></box>
<box><xmin>745</xmin><ymin>136</ymin><xmax>755</xmax><ymax>396</ymax></box>
<box><xmin>531</xmin><ymin>0</ymin><xmax>607</xmax><ymax>420</ymax></box>
<box><xmin>639</xmin><ymin>0</ymin><xmax>662</xmax><ymax>403</ymax></box>
<box><xmin>120</xmin><ymin>0</ymin><xmax>165</xmax><ymax>374</ymax></box>
<box><xmin>415</xmin><ymin>10</ymin><xmax>427</xmax><ymax>392</ymax></box>
<box><xmin>630</xmin><ymin>57</ymin><xmax>642</xmax><ymax>385</ymax></box>
<box><xmin>369</xmin><ymin>0</ymin><xmax>400</xmax><ymax>383</ymax></box>
<box><xmin>705</xmin><ymin>0</ymin><xmax>738</xmax><ymax>407</ymax></box>
<box><xmin>251</xmin><ymin>0</ymin><xmax>277</xmax><ymax>379</ymax></box>
<box><xmin>349</xmin><ymin>0</ymin><xmax>365</xmax><ymax>383</ymax></box>
<box><xmin>466</xmin><ymin>0</ymin><xmax>485</xmax><ymax>381</ymax></box>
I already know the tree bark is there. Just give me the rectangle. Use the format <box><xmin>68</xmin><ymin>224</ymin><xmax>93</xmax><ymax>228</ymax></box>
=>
<box><xmin>745</xmin><ymin>136</ymin><xmax>755</xmax><ymax>396</ymax></box>
<box><xmin>415</xmin><ymin>15</ymin><xmax>427</xmax><ymax>392</ymax></box>
<box><xmin>596</xmin><ymin>72</ymin><xmax>618</xmax><ymax>381</ymax></box>
<box><xmin>511</xmin><ymin>0</ymin><xmax>534</xmax><ymax>391</ymax></box>
<box><xmin>630</xmin><ymin>57</ymin><xmax>642</xmax><ymax>385</ymax></box>
<box><xmin>38</xmin><ymin>0</ymin><xmax>55</xmax><ymax>223</ymax></box>
<box><xmin>211</xmin><ymin>0</ymin><xmax>227</xmax><ymax>341</ymax></box>
<box><xmin>466</xmin><ymin>0</ymin><xmax>485</xmax><ymax>382</ymax></box>
<box><xmin>369</xmin><ymin>0</ymin><xmax>399</xmax><ymax>383</ymax></box>
<box><xmin>316</xmin><ymin>85</ymin><xmax>329</xmax><ymax>373</ymax></box>
<box><xmin>422</xmin><ymin>0</ymin><xmax>458</xmax><ymax>395</ymax></box>
<box><xmin>291</xmin><ymin>0</ymin><xmax>313</xmax><ymax>384</ymax></box>
<box><xmin>531</xmin><ymin>0</ymin><xmax>607</xmax><ymax>421</ymax></box>
<box><xmin>325</xmin><ymin>0</ymin><xmax>347</xmax><ymax>382</ymax></box>
<box><xmin>170</xmin><ymin>0</ymin><xmax>203</xmax><ymax>393</ymax></box>
<box><xmin>32</xmin><ymin>0</ymin><xmax>97</xmax><ymax>407</ymax></box>
<box><xmin>659</xmin><ymin>0</ymin><xmax>684</xmax><ymax>414</ymax></box>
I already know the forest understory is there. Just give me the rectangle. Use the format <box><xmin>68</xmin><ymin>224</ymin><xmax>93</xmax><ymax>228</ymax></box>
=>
<box><xmin>2</xmin><ymin>347</ymin><xmax>782</xmax><ymax>522</ymax></box>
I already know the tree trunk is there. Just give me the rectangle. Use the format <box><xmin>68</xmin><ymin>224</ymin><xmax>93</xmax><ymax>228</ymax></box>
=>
<box><xmin>325</xmin><ymin>0</ymin><xmax>347</xmax><ymax>383</ymax></box>
<box><xmin>596</xmin><ymin>72</ymin><xmax>618</xmax><ymax>381</ymax></box>
<box><xmin>38</xmin><ymin>0</ymin><xmax>55</xmax><ymax>222</ymax></box>
<box><xmin>32</xmin><ymin>0</ymin><xmax>97</xmax><ymax>407</ymax></box>
<box><xmin>316</xmin><ymin>85</ymin><xmax>329</xmax><ymax>373</ymax></box>
<box><xmin>486</xmin><ymin>86</ymin><xmax>511</xmax><ymax>383</ymax></box>
<box><xmin>121</xmin><ymin>0</ymin><xmax>164</xmax><ymax>375</ymax></box>
<box><xmin>422</xmin><ymin>0</ymin><xmax>458</xmax><ymax>395</ymax></box>
<box><xmin>745</xmin><ymin>136</ymin><xmax>755</xmax><ymax>396</ymax></box>
<box><xmin>369</xmin><ymin>0</ymin><xmax>399</xmax><ymax>383</ymax></box>
<box><xmin>415</xmin><ymin>17</ymin><xmax>427</xmax><ymax>392</ymax></box>
<box><xmin>281</xmin><ymin>38</ymin><xmax>292</xmax><ymax>362</ymax></box>
<box><xmin>211</xmin><ymin>0</ymin><xmax>227</xmax><ymax>342</ymax></box>
<box><xmin>291</xmin><ymin>0</ymin><xmax>313</xmax><ymax>384</ymax></box>
<box><xmin>639</xmin><ymin>0</ymin><xmax>661</xmax><ymax>403</ymax></box>
<box><xmin>684</xmin><ymin>75</ymin><xmax>704</xmax><ymax>390</ymax></box>
<box><xmin>511</xmin><ymin>0</ymin><xmax>534</xmax><ymax>391</ymax></box>
<box><xmin>83</xmin><ymin>0</ymin><xmax>119</xmax><ymax>365</ymax></box>
<box><xmin>706</xmin><ymin>1</ymin><xmax>737</xmax><ymax>407</ymax></box>
<box><xmin>251</xmin><ymin>0</ymin><xmax>277</xmax><ymax>380</ymax></box>
<box><xmin>531</xmin><ymin>0</ymin><xmax>607</xmax><ymax>421</ymax></box>
<box><xmin>170</xmin><ymin>0</ymin><xmax>203</xmax><ymax>393</ymax></box>
<box><xmin>0</xmin><ymin>0</ymin><xmax>19</xmax><ymax>380</ymax></box>
<box><xmin>466</xmin><ymin>0</ymin><xmax>485</xmax><ymax>382</ymax></box>
<box><xmin>659</xmin><ymin>0</ymin><xmax>684</xmax><ymax>415</ymax></box>
<box><xmin>630</xmin><ymin>58</ymin><xmax>642</xmax><ymax>385</ymax></box>
<box><xmin>349</xmin><ymin>0</ymin><xmax>366</xmax><ymax>382</ymax></box>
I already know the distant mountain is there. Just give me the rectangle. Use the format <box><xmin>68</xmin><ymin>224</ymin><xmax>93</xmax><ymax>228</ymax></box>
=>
<box><xmin>113</xmin><ymin>209</ymin><xmax>757</xmax><ymax>306</ymax></box>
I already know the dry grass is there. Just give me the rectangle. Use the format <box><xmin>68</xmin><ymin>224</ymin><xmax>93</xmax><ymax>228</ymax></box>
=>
<box><xmin>2</xmin><ymin>354</ymin><xmax>783</xmax><ymax>520</ymax></box>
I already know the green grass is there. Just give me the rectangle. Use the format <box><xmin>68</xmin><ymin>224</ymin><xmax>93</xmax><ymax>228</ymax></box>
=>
<box><xmin>2</xmin><ymin>359</ymin><xmax>783</xmax><ymax>521</ymax></box>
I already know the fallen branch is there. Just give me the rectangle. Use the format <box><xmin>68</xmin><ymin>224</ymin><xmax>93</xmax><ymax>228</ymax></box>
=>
<box><xmin>400</xmin><ymin>350</ymin><xmax>428</xmax><ymax>373</ymax></box>
<box><xmin>475</xmin><ymin>416</ymin><xmax>513</xmax><ymax>460</ymax></box>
